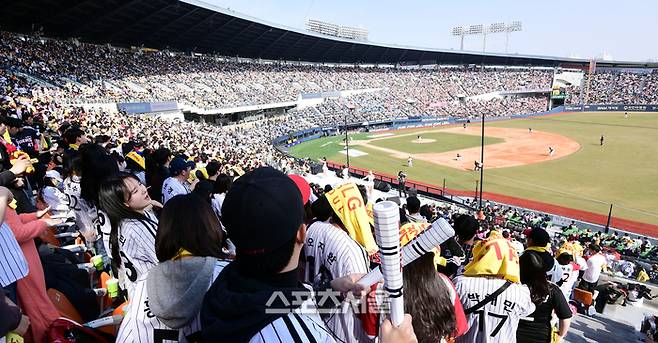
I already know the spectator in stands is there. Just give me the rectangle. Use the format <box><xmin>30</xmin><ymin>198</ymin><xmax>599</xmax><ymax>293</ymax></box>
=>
<box><xmin>404</xmin><ymin>251</ymin><xmax>468</xmax><ymax>342</ymax></box>
<box><xmin>437</xmin><ymin>214</ymin><xmax>479</xmax><ymax>278</ymax></box>
<box><xmin>455</xmin><ymin>232</ymin><xmax>535</xmax><ymax>343</ymax></box>
<box><xmin>115</xmin><ymin>194</ymin><xmax>230</xmax><ymax>342</ymax></box>
<box><xmin>201</xmin><ymin>167</ymin><xmax>417</xmax><ymax>342</ymax></box>
<box><xmin>145</xmin><ymin>148</ymin><xmax>171</xmax><ymax>206</ymax></box>
<box><xmin>516</xmin><ymin>250</ymin><xmax>572</xmax><ymax>343</ymax></box>
<box><xmin>78</xmin><ymin>143</ymin><xmax>117</xmax><ymax>252</ymax></box>
<box><xmin>526</xmin><ymin>228</ymin><xmax>563</xmax><ymax>284</ymax></box>
<box><xmin>210</xmin><ymin>173</ymin><xmax>232</xmax><ymax>219</ymax></box>
<box><xmin>0</xmin><ymin>187</ymin><xmax>30</xmax><ymax>338</ymax></box>
<box><xmin>304</xmin><ymin>194</ymin><xmax>370</xmax><ymax>342</ymax></box>
<box><xmin>99</xmin><ymin>172</ymin><xmax>161</xmax><ymax>296</ymax></box>
<box><xmin>1</xmin><ymin>185</ymin><xmax>62</xmax><ymax>343</ymax></box>
<box><xmin>162</xmin><ymin>156</ymin><xmax>195</xmax><ymax>204</ymax></box>
<box><xmin>579</xmin><ymin>243</ymin><xmax>607</xmax><ymax>293</ymax></box>
<box><xmin>5</xmin><ymin>117</ymin><xmax>39</xmax><ymax>157</ymax></box>
<box><xmin>405</xmin><ymin>196</ymin><xmax>426</xmax><ymax>223</ymax></box>
<box><xmin>62</xmin><ymin>127</ymin><xmax>88</xmax><ymax>151</ymax></box>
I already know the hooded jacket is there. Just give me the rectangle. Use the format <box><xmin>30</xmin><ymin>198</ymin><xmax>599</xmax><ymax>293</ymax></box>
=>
<box><xmin>147</xmin><ymin>256</ymin><xmax>220</xmax><ymax>329</ymax></box>
<box><xmin>201</xmin><ymin>262</ymin><xmax>332</xmax><ymax>343</ymax></box>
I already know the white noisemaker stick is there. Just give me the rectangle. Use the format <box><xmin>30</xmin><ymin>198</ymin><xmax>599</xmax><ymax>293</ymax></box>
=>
<box><xmin>358</xmin><ymin>217</ymin><xmax>456</xmax><ymax>287</ymax></box>
<box><xmin>372</xmin><ymin>201</ymin><xmax>404</xmax><ymax>327</ymax></box>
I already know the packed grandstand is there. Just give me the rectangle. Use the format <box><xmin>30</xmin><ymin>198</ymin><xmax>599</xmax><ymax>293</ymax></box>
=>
<box><xmin>1</xmin><ymin>2</ymin><xmax>658</xmax><ymax>343</ymax></box>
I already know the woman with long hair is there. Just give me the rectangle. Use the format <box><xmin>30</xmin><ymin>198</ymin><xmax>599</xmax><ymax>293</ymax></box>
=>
<box><xmin>98</xmin><ymin>172</ymin><xmax>160</xmax><ymax>296</ymax></box>
<box><xmin>78</xmin><ymin>143</ymin><xmax>119</xmax><ymax>252</ymax></box>
<box><xmin>402</xmin><ymin>252</ymin><xmax>467</xmax><ymax>343</ymax></box>
<box><xmin>115</xmin><ymin>194</ymin><xmax>230</xmax><ymax>343</ymax></box>
<box><xmin>517</xmin><ymin>251</ymin><xmax>573</xmax><ymax>343</ymax></box>
<box><xmin>210</xmin><ymin>173</ymin><xmax>232</xmax><ymax>219</ymax></box>
<box><xmin>144</xmin><ymin>147</ymin><xmax>171</xmax><ymax>205</ymax></box>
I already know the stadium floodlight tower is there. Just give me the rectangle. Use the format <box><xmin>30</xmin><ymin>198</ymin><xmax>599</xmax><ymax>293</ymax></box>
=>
<box><xmin>451</xmin><ymin>21</ymin><xmax>522</xmax><ymax>52</ymax></box>
<box><xmin>505</xmin><ymin>21</ymin><xmax>523</xmax><ymax>53</ymax></box>
<box><xmin>451</xmin><ymin>26</ymin><xmax>466</xmax><ymax>50</ymax></box>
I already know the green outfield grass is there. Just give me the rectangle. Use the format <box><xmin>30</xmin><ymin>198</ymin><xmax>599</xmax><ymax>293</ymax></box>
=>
<box><xmin>289</xmin><ymin>112</ymin><xmax>658</xmax><ymax>226</ymax></box>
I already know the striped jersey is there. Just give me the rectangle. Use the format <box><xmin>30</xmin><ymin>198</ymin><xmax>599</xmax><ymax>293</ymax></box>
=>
<box><xmin>247</xmin><ymin>306</ymin><xmax>337</xmax><ymax>343</ymax></box>
<box><xmin>161</xmin><ymin>177</ymin><xmax>190</xmax><ymax>204</ymax></box>
<box><xmin>0</xmin><ymin>223</ymin><xmax>28</xmax><ymax>287</ymax></box>
<box><xmin>454</xmin><ymin>276</ymin><xmax>535</xmax><ymax>343</ymax></box>
<box><xmin>115</xmin><ymin>211</ymin><xmax>159</xmax><ymax>297</ymax></box>
<box><xmin>116</xmin><ymin>260</ymin><xmax>229</xmax><ymax>343</ymax></box>
<box><xmin>303</xmin><ymin>221</ymin><xmax>371</xmax><ymax>342</ymax></box>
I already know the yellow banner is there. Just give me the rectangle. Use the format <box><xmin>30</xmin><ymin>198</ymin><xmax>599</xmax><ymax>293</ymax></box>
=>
<box><xmin>325</xmin><ymin>183</ymin><xmax>378</xmax><ymax>254</ymax></box>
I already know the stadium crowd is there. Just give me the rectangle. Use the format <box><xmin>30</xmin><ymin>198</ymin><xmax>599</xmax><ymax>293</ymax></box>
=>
<box><xmin>2</xmin><ymin>29</ymin><xmax>648</xmax><ymax>343</ymax></box>
<box><xmin>567</xmin><ymin>70</ymin><xmax>658</xmax><ymax>105</ymax></box>
<box><xmin>1</xmin><ymin>31</ymin><xmax>551</xmax><ymax>123</ymax></box>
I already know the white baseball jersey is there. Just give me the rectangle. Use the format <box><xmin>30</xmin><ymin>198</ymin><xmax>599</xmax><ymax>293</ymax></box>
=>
<box><xmin>116</xmin><ymin>259</ymin><xmax>229</xmax><ymax>343</ymax></box>
<box><xmin>248</xmin><ymin>301</ymin><xmax>337</xmax><ymax>343</ymax></box>
<box><xmin>454</xmin><ymin>276</ymin><xmax>535</xmax><ymax>343</ymax></box>
<box><xmin>162</xmin><ymin>177</ymin><xmax>190</xmax><ymax>204</ymax></box>
<box><xmin>42</xmin><ymin>185</ymin><xmax>70</xmax><ymax>214</ymax></box>
<box><xmin>303</xmin><ymin>221</ymin><xmax>371</xmax><ymax>342</ymax></box>
<box><xmin>558</xmin><ymin>263</ymin><xmax>579</xmax><ymax>299</ymax></box>
<box><xmin>115</xmin><ymin>211</ymin><xmax>159</xmax><ymax>297</ymax></box>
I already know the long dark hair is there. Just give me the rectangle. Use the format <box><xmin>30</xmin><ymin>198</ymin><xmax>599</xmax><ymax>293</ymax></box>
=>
<box><xmin>520</xmin><ymin>251</ymin><xmax>551</xmax><ymax>304</ymax></box>
<box><xmin>403</xmin><ymin>253</ymin><xmax>456</xmax><ymax>341</ymax></box>
<box><xmin>81</xmin><ymin>144</ymin><xmax>119</xmax><ymax>207</ymax></box>
<box><xmin>99</xmin><ymin>172</ymin><xmax>150</xmax><ymax>271</ymax></box>
<box><xmin>155</xmin><ymin>194</ymin><xmax>227</xmax><ymax>262</ymax></box>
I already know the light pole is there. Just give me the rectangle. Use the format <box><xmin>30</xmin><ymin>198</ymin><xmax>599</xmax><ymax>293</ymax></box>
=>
<box><xmin>345</xmin><ymin>103</ymin><xmax>356</xmax><ymax>170</ymax></box>
<box><xmin>451</xmin><ymin>21</ymin><xmax>522</xmax><ymax>53</ymax></box>
<box><xmin>479</xmin><ymin>111</ymin><xmax>485</xmax><ymax>209</ymax></box>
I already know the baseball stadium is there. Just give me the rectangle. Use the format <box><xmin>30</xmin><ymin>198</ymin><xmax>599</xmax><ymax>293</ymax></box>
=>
<box><xmin>1</xmin><ymin>0</ymin><xmax>657</xmax><ymax>342</ymax></box>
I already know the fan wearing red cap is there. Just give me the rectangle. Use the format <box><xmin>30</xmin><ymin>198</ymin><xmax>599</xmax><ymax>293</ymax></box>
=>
<box><xmin>288</xmin><ymin>174</ymin><xmax>311</xmax><ymax>205</ymax></box>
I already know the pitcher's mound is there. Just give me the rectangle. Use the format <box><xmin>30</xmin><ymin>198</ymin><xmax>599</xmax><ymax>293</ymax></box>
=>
<box><xmin>412</xmin><ymin>139</ymin><xmax>436</xmax><ymax>144</ymax></box>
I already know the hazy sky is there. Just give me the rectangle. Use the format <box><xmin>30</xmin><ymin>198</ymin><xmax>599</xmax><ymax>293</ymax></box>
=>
<box><xmin>205</xmin><ymin>0</ymin><xmax>657</xmax><ymax>62</ymax></box>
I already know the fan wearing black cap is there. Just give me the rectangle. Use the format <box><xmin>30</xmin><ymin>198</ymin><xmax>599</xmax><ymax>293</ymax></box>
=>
<box><xmin>201</xmin><ymin>167</ymin><xmax>418</xmax><ymax>343</ymax></box>
<box><xmin>161</xmin><ymin>156</ymin><xmax>195</xmax><ymax>204</ymax></box>
<box><xmin>525</xmin><ymin>228</ymin><xmax>563</xmax><ymax>284</ymax></box>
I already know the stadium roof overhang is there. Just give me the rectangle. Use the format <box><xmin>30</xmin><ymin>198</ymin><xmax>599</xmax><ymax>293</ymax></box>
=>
<box><xmin>1</xmin><ymin>0</ymin><xmax>656</xmax><ymax>68</ymax></box>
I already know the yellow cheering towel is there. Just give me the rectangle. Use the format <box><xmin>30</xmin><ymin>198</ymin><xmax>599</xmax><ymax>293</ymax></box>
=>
<box><xmin>325</xmin><ymin>183</ymin><xmax>378</xmax><ymax>254</ymax></box>
<box><xmin>556</xmin><ymin>242</ymin><xmax>575</xmax><ymax>258</ymax></box>
<box><xmin>463</xmin><ymin>231</ymin><xmax>520</xmax><ymax>283</ymax></box>
<box><xmin>571</xmin><ymin>241</ymin><xmax>584</xmax><ymax>258</ymax></box>
<box><xmin>366</xmin><ymin>202</ymin><xmax>374</xmax><ymax>226</ymax></box>
<box><xmin>638</xmin><ymin>269</ymin><xmax>650</xmax><ymax>282</ymax></box>
<box><xmin>3</xmin><ymin>129</ymin><xmax>11</xmax><ymax>143</ymax></box>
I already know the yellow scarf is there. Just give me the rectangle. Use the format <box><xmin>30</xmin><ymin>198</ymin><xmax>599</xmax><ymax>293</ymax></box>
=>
<box><xmin>325</xmin><ymin>183</ymin><xmax>378</xmax><ymax>254</ymax></box>
<box><xmin>463</xmin><ymin>231</ymin><xmax>520</xmax><ymax>283</ymax></box>
<box><xmin>172</xmin><ymin>248</ymin><xmax>194</xmax><ymax>260</ymax></box>
<box><xmin>525</xmin><ymin>244</ymin><xmax>551</xmax><ymax>254</ymax></box>
<box><xmin>69</xmin><ymin>143</ymin><xmax>79</xmax><ymax>151</ymax></box>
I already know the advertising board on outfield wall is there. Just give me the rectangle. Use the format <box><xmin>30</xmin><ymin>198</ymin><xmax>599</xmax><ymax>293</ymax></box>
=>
<box><xmin>565</xmin><ymin>104</ymin><xmax>658</xmax><ymax>112</ymax></box>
